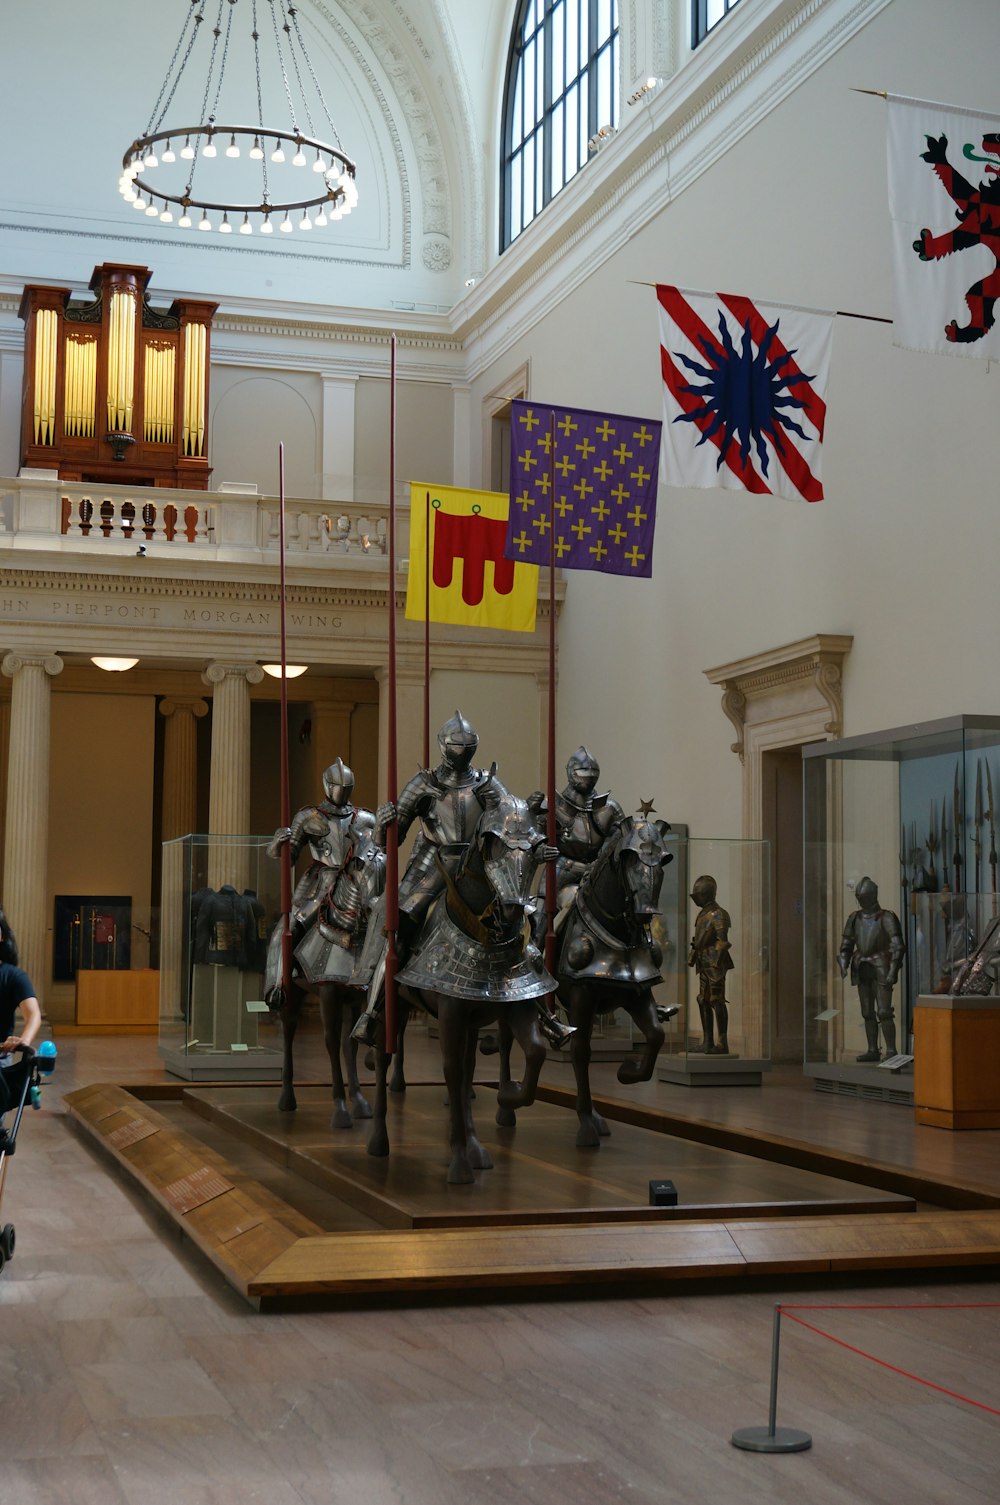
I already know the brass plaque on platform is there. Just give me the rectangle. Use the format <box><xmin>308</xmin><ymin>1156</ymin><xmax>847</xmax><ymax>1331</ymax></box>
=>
<box><xmin>106</xmin><ymin>1117</ymin><xmax>160</xmax><ymax>1149</ymax></box>
<box><xmin>162</xmin><ymin>1165</ymin><xmax>233</xmax><ymax>1214</ymax></box>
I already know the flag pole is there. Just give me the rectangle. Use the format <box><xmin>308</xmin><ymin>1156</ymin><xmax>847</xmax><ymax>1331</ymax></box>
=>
<box><xmin>544</xmin><ymin>411</ymin><xmax>557</xmax><ymax>976</ymax></box>
<box><xmin>631</xmin><ymin>279</ymin><xmax>891</xmax><ymax>325</ymax></box>
<box><xmin>423</xmin><ymin>488</ymin><xmax>431</xmax><ymax>769</ymax></box>
<box><xmin>384</xmin><ymin>336</ymin><xmax>400</xmax><ymax>1060</ymax></box>
<box><xmin>277</xmin><ymin>442</ymin><xmax>293</xmax><ymax>1012</ymax></box>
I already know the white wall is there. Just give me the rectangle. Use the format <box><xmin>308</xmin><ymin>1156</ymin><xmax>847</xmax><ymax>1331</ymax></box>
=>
<box><xmin>466</xmin><ymin>0</ymin><xmax>1000</xmax><ymax>838</ymax></box>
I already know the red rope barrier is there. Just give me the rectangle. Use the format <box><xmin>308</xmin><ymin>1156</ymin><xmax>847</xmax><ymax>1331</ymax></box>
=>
<box><xmin>778</xmin><ymin>1304</ymin><xmax>1000</xmax><ymax>1418</ymax></box>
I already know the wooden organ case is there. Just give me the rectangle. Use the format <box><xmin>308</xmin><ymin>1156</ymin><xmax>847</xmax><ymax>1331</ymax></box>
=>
<box><xmin>18</xmin><ymin>263</ymin><xmax>218</xmax><ymax>488</ymax></box>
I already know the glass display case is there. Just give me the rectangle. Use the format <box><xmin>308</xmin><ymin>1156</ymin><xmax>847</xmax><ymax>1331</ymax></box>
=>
<box><xmin>656</xmin><ymin>836</ymin><xmax>771</xmax><ymax>1086</ymax></box>
<box><xmin>158</xmin><ymin>834</ymin><xmax>284</xmax><ymax>1080</ymax></box>
<box><xmin>803</xmin><ymin>715</ymin><xmax>1000</xmax><ymax>1100</ymax></box>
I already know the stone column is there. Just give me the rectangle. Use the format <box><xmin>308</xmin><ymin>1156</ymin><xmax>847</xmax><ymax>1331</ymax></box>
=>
<box><xmin>157</xmin><ymin>697</ymin><xmax>208</xmax><ymax>1029</ymax></box>
<box><xmin>202</xmin><ymin>662</ymin><xmax>263</xmax><ymax>889</ymax></box>
<box><xmin>0</xmin><ymin>693</ymin><xmax>10</xmax><ymax>895</ymax></box>
<box><xmin>375</xmin><ymin>663</ymin><xmax>425</xmax><ymax>806</ymax></box>
<box><xmin>1</xmin><ymin>652</ymin><xmax>63</xmax><ymax>992</ymax></box>
<box><xmin>159</xmin><ymin>697</ymin><xmax>209</xmax><ymax>842</ymax></box>
<box><xmin>310</xmin><ymin>697</ymin><xmax>356</xmax><ymax>796</ymax></box>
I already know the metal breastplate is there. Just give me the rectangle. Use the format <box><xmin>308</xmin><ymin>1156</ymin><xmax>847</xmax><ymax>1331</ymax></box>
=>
<box><xmin>853</xmin><ymin>912</ymin><xmax>886</xmax><ymax>959</ymax></box>
<box><xmin>417</xmin><ymin>772</ymin><xmax>489</xmax><ymax>847</ymax></box>
<box><xmin>555</xmin><ymin>791</ymin><xmax>606</xmax><ymax>864</ymax></box>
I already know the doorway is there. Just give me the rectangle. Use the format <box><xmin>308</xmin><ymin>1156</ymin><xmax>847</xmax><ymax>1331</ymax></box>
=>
<box><xmin>762</xmin><ymin>745</ymin><xmax>806</xmax><ymax>1062</ymax></box>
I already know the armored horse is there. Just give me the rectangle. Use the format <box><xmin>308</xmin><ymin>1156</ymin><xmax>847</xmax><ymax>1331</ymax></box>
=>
<box><xmin>366</xmin><ymin>778</ymin><xmax>559</xmax><ymax>1184</ymax></box>
<box><xmin>498</xmin><ymin>813</ymin><xmax>676</xmax><ymax>1147</ymax></box>
<box><xmin>264</xmin><ymin>760</ymin><xmax>385</xmax><ymax>1127</ymax></box>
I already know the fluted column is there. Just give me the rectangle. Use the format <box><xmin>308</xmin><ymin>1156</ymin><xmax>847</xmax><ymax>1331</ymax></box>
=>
<box><xmin>2</xmin><ymin>652</ymin><xmax>63</xmax><ymax>991</ymax></box>
<box><xmin>158</xmin><ymin>696</ymin><xmax>208</xmax><ymax>1028</ymax></box>
<box><xmin>202</xmin><ymin>662</ymin><xmax>262</xmax><ymax>889</ymax></box>
<box><xmin>159</xmin><ymin>697</ymin><xmax>209</xmax><ymax>841</ymax></box>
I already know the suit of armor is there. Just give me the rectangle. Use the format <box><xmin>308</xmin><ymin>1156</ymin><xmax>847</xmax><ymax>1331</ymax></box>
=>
<box><xmin>688</xmin><ymin>875</ymin><xmax>733</xmax><ymax>1054</ymax></box>
<box><xmin>265</xmin><ymin>759</ymin><xmax>383</xmax><ymax>1001</ymax></box>
<box><xmin>545</xmin><ymin>747</ymin><xmax>627</xmax><ymax>911</ymax></box>
<box><xmin>352</xmin><ymin>713</ymin><xmax>572</xmax><ymax>1048</ymax></box>
<box><xmin>837</xmin><ymin>876</ymin><xmax>905</xmax><ymax>1061</ymax></box>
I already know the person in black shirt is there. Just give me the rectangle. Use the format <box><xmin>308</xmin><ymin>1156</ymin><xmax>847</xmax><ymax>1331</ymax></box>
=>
<box><xmin>0</xmin><ymin>906</ymin><xmax>43</xmax><ymax>1142</ymax></box>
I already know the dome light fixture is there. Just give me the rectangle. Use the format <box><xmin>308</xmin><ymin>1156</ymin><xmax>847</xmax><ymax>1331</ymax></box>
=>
<box><xmin>261</xmin><ymin>663</ymin><xmax>308</xmax><ymax>679</ymax></box>
<box><xmin>91</xmin><ymin>656</ymin><xmax>139</xmax><ymax>672</ymax></box>
<box><xmin>118</xmin><ymin>0</ymin><xmax>358</xmax><ymax>237</ymax></box>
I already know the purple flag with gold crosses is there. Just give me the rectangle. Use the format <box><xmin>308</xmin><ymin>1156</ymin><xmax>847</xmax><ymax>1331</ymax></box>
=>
<box><xmin>505</xmin><ymin>400</ymin><xmax>661</xmax><ymax>578</ymax></box>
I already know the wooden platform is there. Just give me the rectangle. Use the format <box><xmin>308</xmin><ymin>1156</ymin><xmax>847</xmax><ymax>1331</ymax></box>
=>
<box><xmin>64</xmin><ymin>1076</ymin><xmax>1000</xmax><ymax>1308</ymax></box>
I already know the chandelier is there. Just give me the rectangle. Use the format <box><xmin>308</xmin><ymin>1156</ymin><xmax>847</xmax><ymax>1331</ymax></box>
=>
<box><xmin>118</xmin><ymin>0</ymin><xmax>358</xmax><ymax>235</ymax></box>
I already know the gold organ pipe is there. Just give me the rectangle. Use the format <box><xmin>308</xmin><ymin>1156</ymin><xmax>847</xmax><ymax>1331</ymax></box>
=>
<box><xmin>196</xmin><ymin>323</ymin><xmax>206</xmax><ymax>456</ymax></box>
<box><xmin>84</xmin><ymin>338</ymin><xmax>96</xmax><ymax>436</ymax></box>
<box><xmin>107</xmin><ymin>294</ymin><xmax>118</xmax><ymax>429</ymax></box>
<box><xmin>124</xmin><ymin>290</ymin><xmax>136</xmax><ymax>432</ymax></box>
<box><xmin>35</xmin><ymin>309</ymin><xmax>57</xmax><ymax>446</ymax></box>
<box><xmin>165</xmin><ymin>346</ymin><xmax>176</xmax><ymax>442</ymax></box>
<box><xmin>66</xmin><ymin>337</ymin><xmax>78</xmax><ymax>436</ymax></box>
<box><xmin>182</xmin><ymin>325</ymin><xmax>193</xmax><ymax>455</ymax></box>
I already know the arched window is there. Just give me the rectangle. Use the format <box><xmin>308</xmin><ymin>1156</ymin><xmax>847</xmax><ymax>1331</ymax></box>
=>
<box><xmin>500</xmin><ymin>0</ymin><xmax>620</xmax><ymax>252</ymax></box>
<box><xmin>692</xmin><ymin>0</ymin><xmax>742</xmax><ymax>47</ymax></box>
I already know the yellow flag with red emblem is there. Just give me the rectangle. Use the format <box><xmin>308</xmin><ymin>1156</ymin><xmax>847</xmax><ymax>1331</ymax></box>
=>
<box><xmin>406</xmin><ymin>483</ymin><xmax>538</xmax><ymax>632</ymax></box>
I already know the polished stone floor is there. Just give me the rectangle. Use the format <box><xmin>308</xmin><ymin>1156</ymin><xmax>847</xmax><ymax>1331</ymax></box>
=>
<box><xmin>3</xmin><ymin>1023</ymin><xmax>1000</xmax><ymax>1504</ymax></box>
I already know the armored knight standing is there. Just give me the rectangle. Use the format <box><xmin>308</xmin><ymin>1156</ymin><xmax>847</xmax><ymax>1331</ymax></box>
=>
<box><xmin>264</xmin><ymin>758</ymin><xmax>383</xmax><ymax>1003</ymax></box>
<box><xmin>352</xmin><ymin>711</ymin><xmax>572</xmax><ymax>1047</ymax></box>
<box><xmin>837</xmin><ymin>876</ymin><xmax>906</xmax><ymax>1061</ymax></box>
<box><xmin>688</xmin><ymin>875</ymin><xmax>733</xmax><ymax>1055</ymax></box>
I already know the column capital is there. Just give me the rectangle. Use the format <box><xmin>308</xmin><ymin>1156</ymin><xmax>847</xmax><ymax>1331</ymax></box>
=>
<box><xmin>202</xmin><ymin>662</ymin><xmax>264</xmax><ymax>688</ymax></box>
<box><xmin>2</xmin><ymin>652</ymin><xmax>63</xmax><ymax>680</ymax></box>
<box><xmin>159</xmin><ymin>696</ymin><xmax>209</xmax><ymax>719</ymax></box>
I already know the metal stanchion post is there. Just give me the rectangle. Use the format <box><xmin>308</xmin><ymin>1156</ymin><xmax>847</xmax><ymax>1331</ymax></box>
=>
<box><xmin>731</xmin><ymin>1306</ymin><xmax>813</xmax><ymax>1453</ymax></box>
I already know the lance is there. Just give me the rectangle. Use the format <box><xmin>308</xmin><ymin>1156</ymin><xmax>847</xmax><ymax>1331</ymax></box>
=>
<box><xmin>384</xmin><ymin>335</ymin><xmax>400</xmax><ymax>1058</ymax></box>
<box><xmin>953</xmin><ymin>764</ymin><xmax>963</xmax><ymax>893</ymax></box>
<box><xmin>975</xmin><ymin>758</ymin><xmax>984</xmax><ymax>896</ymax></box>
<box><xmin>544</xmin><ymin>409</ymin><xmax>558</xmax><ymax>976</ymax></box>
<box><xmin>926</xmin><ymin>798</ymin><xmax>938</xmax><ymax>890</ymax></box>
<box><xmin>987</xmin><ymin>760</ymin><xmax>998</xmax><ymax>912</ymax></box>
<box><xmin>277</xmin><ymin>444</ymin><xmax>293</xmax><ymax>1025</ymax></box>
<box><xmin>940</xmin><ymin>798</ymin><xmax>949</xmax><ymax>892</ymax></box>
<box><xmin>422</xmin><ymin>488</ymin><xmax>431</xmax><ymax>769</ymax></box>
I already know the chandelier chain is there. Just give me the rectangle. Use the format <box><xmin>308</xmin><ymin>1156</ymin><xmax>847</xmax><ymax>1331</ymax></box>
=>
<box><xmin>280</xmin><ymin>2</ymin><xmax>317</xmax><ymax>141</ymax></box>
<box><xmin>251</xmin><ymin>0</ymin><xmax>271</xmax><ymax>200</ymax></box>
<box><xmin>286</xmin><ymin>4</ymin><xmax>343</xmax><ymax>152</ymax></box>
<box><xmin>145</xmin><ymin>2</ymin><xmax>205</xmax><ymax>137</ymax></box>
<box><xmin>207</xmin><ymin>0</ymin><xmax>238</xmax><ymax>128</ymax></box>
<box><xmin>267</xmin><ymin>0</ymin><xmax>299</xmax><ymax>133</ymax></box>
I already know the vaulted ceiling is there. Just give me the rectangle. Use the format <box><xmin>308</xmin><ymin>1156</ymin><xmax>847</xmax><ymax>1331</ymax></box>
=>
<box><xmin>0</xmin><ymin>1</ymin><xmax>517</xmax><ymax>311</ymax></box>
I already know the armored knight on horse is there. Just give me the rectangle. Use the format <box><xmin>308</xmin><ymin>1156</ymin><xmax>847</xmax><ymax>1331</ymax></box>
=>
<box><xmin>264</xmin><ymin>758</ymin><xmax>385</xmax><ymax>1122</ymax></box>
<box><xmin>351</xmin><ymin>710</ymin><xmax>573</xmax><ymax>1051</ymax></box>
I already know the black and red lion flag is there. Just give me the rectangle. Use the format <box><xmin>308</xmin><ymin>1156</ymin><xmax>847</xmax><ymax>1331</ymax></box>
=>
<box><xmin>888</xmin><ymin>95</ymin><xmax>1000</xmax><ymax>358</ymax></box>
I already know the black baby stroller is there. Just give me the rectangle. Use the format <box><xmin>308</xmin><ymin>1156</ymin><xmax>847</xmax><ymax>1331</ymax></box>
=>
<box><xmin>0</xmin><ymin>1040</ymin><xmax>57</xmax><ymax>1273</ymax></box>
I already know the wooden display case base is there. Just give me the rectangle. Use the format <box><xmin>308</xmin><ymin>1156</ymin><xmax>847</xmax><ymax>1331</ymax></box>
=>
<box><xmin>914</xmin><ymin>994</ymin><xmax>1000</xmax><ymax>1131</ymax></box>
<box><xmin>75</xmin><ymin>969</ymin><xmax>159</xmax><ymax>1029</ymax></box>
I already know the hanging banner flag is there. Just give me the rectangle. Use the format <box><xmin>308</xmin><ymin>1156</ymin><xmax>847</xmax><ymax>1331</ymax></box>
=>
<box><xmin>406</xmin><ymin>482</ymin><xmax>538</xmax><ymax>632</ymax></box>
<box><xmin>505</xmin><ymin>400</ymin><xmax>661</xmax><ymax>578</ymax></box>
<box><xmin>657</xmin><ymin>285</ymin><xmax>832</xmax><ymax>503</ymax></box>
<box><xmin>887</xmin><ymin>95</ymin><xmax>1000</xmax><ymax>358</ymax></box>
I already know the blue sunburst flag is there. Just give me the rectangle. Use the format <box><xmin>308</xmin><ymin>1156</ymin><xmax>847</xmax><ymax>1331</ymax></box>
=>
<box><xmin>657</xmin><ymin>285</ymin><xmax>833</xmax><ymax>503</ymax></box>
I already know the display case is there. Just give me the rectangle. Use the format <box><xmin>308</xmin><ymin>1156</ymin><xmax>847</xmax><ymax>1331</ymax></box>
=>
<box><xmin>158</xmin><ymin>834</ymin><xmax>284</xmax><ymax>1080</ymax></box>
<box><xmin>803</xmin><ymin>715</ymin><xmax>1000</xmax><ymax>1101</ymax></box>
<box><xmin>656</xmin><ymin>837</ymin><xmax>771</xmax><ymax>1086</ymax></box>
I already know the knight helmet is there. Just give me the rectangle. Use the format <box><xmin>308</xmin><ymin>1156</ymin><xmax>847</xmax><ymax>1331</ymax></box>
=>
<box><xmin>566</xmin><ymin>745</ymin><xmax>600</xmax><ymax>794</ymax></box>
<box><xmin>322</xmin><ymin>757</ymin><xmax>355</xmax><ymax>806</ymax></box>
<box><xmin>438</xmin><ymin>710</ymin><xmax>479</xmax><ymax>770</ymax></box>
<box><xmin>854</xmin><ymin>876</ymin><xmax>880</xmax><ymax>914</ymax></box>
<box><xmin>690</xmin><ymin>874</ymin><xmax>717</xmax><ymax>908</ymax></box>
